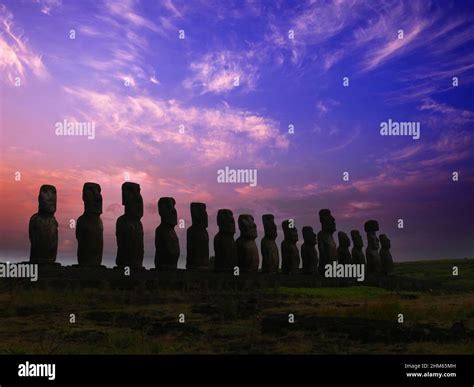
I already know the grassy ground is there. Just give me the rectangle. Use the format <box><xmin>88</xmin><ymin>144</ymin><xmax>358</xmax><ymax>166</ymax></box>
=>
<box><xmin>392</xmin><ymin>258</ymin><xmax>474</xmax><ymax>291</ymax></box>
<box><xmin>0</xmin><ymin>259</ymin><xmax>472</xmax><ymax>354</ymax></box>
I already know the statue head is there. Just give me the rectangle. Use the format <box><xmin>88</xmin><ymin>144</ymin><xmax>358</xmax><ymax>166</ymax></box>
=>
<box><xmin>338</xmin><ymin>231</ymin><xmax>351</xmax><ymax>248</ymax></box>
<box><xmin>282</xmin><ymin>220</ymin><xmax>298</xmax><ymax>243</ymax></box>
<box><xmin>302</xmin><ymin>226</ymin><xmax>316</xmax><ymax>245</ymax></box>
<box><xmin>319</xmin><ymin>209</ymin><xmax>336</xmax><ymax>233</ymax></box>
<box><xmin>191</xmin><ymin>202</ymin><xmax>207</xmax><ymax>228</ymax></box>
<box><xmin>217</xmin><ymin>209</ymin><xmax>235</xmax><ymax>235</ymax></box>
<box><xmin>350</xmin><ymin>230</ymin><xmax>364</xmax><ymax>248</ymax></box>
<box><xmin>365</xmin><ymin>220</ymin><xmax>380</xmax><ymax>249</ymax></box>
<box><xmin>379</xmin><ymin>234</ymin><xmax>391</xmax><ymax>249</ymax></box>
<box><xmin>364</xmin><ymin>220</ymin><xmax>379</xmax><ymax>233</ymax></box>
<box><xmin>122</xmin><ymin>182</ymin><xmax>143</xmax><ymax>219</ymax></box>
<box><xmin>83</xmin><ymin>182</ymin><xmax>102</xmax><ymax>214</ymax></box>
<box><xmin>38</xmin><ymin>184</ymin><xmax>57</xmax><ymax>215</ymax></box>
<box><xmin>158</xmin><ymin>197</ymin><xmax>177</xmax><ymax>226</ymax></box>
<box><xmin>238</xmin><ymin>214</ymin><xmax>257</xmax><ymax>239</ymax></box>
<box><xmin>262</xmin><ymin>214</ymin><xmax>277</xmax><ymax>239</ymax></box>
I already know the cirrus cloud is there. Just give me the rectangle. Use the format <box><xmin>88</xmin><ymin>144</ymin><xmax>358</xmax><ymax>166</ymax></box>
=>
<box><xmin>63</xmin><ymin>86</ymin><xmax>289</xmax><ymax>165</ymax></box>
<box><xmin>0</xmin><ymin>5</ymin><xmax>49</xmax><ymax>85</ymax></box>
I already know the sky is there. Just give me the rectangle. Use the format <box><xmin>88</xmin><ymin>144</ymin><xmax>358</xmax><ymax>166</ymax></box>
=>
<box><xmin>0</xmin><ymin>0</ymin><xmax>473</xmax><ymax>267</ymax></box>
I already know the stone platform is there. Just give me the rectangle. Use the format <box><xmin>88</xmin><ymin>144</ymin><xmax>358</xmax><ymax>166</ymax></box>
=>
<box><xmin>0</xmin><ymin>264</ymin><xmax>441</xmax><ymax>292</ymax></box>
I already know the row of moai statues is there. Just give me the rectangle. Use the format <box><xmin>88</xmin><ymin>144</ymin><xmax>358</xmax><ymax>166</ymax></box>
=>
<box><xmin>29</xmin><ymin>183</ymin><xmax>394</xmax><ymax>274</ymax></box>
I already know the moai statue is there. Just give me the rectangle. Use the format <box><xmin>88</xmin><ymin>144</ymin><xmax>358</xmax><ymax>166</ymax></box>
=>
<box><xmin>155</xmin><ymin>197</ymin><xmax>180</xmax><ymax>270</ymax></box>
<box><xmin>76</xmin><ymin>182</ymin><xmax>103</xmax><ymax>266</ymax></box>
<box><xmin>379</xmin><ymin>234</ymin><xmax>394</xmax><ymax>275</ymax></box>
<box><xmin>350</xmin><ymin>230</ymin><xmax>367</xmax><ymax>265</ymax></box>
<box><xmin>261</xmin><ymin>214</ymin><xmax>279</xmax><ymax>273</ymax></box>
<box><xmin>301</xmin><ymin>226</ymin><xmax>318</xmax><ymax>274</ymax></box>
<box><xmin>186</xmin><ymin>202</ymin><xmax>209</xmax><ymax>270</ymax></box>
<box><xmin>29</xmin><ymin>185</ymin><xmax>58</xmax><ymax>264</ymax></box>
<box><xmin>281</xmin><ymin>220</ymin><xmax>300</xmax><ymax>274</ymax></box>
<box><xmin>337</xmin><ymin>231</ymin><xmax>352</xmax><ymax>264</ymax></box>
<box><xmin>317</xmin><ymin>209</ymin><xmax>337</xmax><ymax>275</ymax></box>
<box><xmin>214</xmin><ymin>209</ymin><xmax>238</xmax><ymax>272</ymax></box>
<box><xmin>116</xmin><ymin>182</ymin><xmax>144</xmax><ymax>269</ymax></box>
<box><xmin>364</xmin><ymin>220</ymin><xmax>382</xmax><ymax>273</ymax></box>
<box><xmin>236</xmin><ymin>214</ymin><xmax>259</xmax><ymax>272</ymax></box>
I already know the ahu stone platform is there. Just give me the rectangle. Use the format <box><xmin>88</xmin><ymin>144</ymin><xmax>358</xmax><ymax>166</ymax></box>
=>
<box><xmin>0</xmin><ymin>264</ymin><xmax>441</xmax><ymax>292</ymax></box>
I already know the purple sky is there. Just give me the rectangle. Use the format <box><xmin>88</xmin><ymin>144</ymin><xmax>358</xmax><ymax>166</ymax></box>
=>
<box><xmin>1</xmin><ymin>0</ymin><xmax>473</xmax><ymax>267</ymax></box>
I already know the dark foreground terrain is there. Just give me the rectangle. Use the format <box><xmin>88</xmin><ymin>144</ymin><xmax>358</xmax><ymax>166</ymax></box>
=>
<box><xmin>0</xmin><ymin>259</ymin><xmax>473</xmax><ymax>354</ymax></box>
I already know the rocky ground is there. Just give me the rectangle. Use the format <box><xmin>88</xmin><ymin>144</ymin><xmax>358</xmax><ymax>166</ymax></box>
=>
<box><xmin>0</xmin><ymin>259</ymin><xmax>472</xmax><ymax>354</ymax></box>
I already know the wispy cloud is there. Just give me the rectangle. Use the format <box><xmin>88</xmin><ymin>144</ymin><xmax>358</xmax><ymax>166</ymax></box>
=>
<box><xmin>316</xmin><ymin>99</ymin><xmax>340</xmax><ymax>115</ymax></box>
<box><xmin>75</xmin><ymin>0</ymin><xmax>185</xmax><ymax>88</ymax></box>
<box><xmin>184</xmin><ymin>50</ymin><xmax>260</xmax><ymax>94</ymax></box>
<box><xmin>419</xmin><ymin>98</ymin><xmax>474</xmax><ymax>125</ymax></box>
<box><xmin>0</xmin><ymin>5</ymin><xmax>49</xmax><ymax>84</ymax></box>
<box><xmin>315</xmin><ymin>126</ymin><xmax>361</xmax><ymax>154</ymax></box>
<box><xmin>104</xmin><ymin>0</ymin><xmax>163</xmax><ymax>34</ymax></box>
<box><xmin>376</xmin><ymin>99</ymin><xmax>474</xmax><ymax>170</ymax></box>
<box><xmin>340</xmin><ymin>201</ymin><xmax>382</xmax><ymax>219</ymax></box>
<box><xmin>33</xmin><ymin>0</ymin><xmax>62</xmax><ymax>15</ymax></box>
<box><xmin>361</xmin><ymin>21</ymin><xmax>427</xmax><ymax>72</ymax></box>
<box><xmin>63</xmin><ymin>86</ymin><xmax>288</xmax><ymax>165</ymax></box>
<box><xmin>234</xmin><ymin>185</ymin><xmax>280</xmax><ymax>200</ymax></box>
<box><xmin>259</xmin><ymin>0</ymin><xmax>474</xmax><ymax>90</ymax></box>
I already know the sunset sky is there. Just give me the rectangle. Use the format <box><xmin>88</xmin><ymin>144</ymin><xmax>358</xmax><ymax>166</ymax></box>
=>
<box><xmin>1</xmin><ymin>0</ymin><xmax>473</xmax><ymax>267</ymax></box>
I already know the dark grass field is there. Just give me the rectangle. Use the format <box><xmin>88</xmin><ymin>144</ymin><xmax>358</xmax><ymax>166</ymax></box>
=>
<box><xmin>0</xmin><ymin>259</ymin><xmax>473</xmax><ymax>354</ymax></box>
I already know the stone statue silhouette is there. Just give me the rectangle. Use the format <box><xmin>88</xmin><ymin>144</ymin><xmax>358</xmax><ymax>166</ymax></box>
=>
<box><xmin>29</xmin><ymin>185</ymin><xmax>58</xmax><ymax>264</ymax></box>
<box><xmin>281</xmin><ymin>220</ymin><xmax>300</xmax><ymax>274</ymax></box>
<box><xmin>261</xmin><ymin>214</ymin><xmax>279</xmax><ymax>273</ymax></box>
<box><xmin>116</xmin><ymin>182</ymin><xmax>144</xmax><ymax>269</ymax></box>
<box><xmin>236</xmin><ymin>214</ymin><xmax>259</xmax><ymax>272</ymax></box>
<box><xmin>76</xmin><ymin>182</ymin><xmax>103</xmax><ymax>266</ymax></box>
<box><xmin>379</xmin><ymin>234</ymin><xmax>394</xmax><ymax>275</ymax></box>
<box><xmin>301</xmin><ymin>226</ymin><xmax>318</xmax><ymax>274</ymax></box>
<box><xmin>214</xmin><ymin>209</ymin><xmax>238</xmax><ymax>272</ymax></box>
<box><xmin>350</xmin><ymin>230</ymin><xmax>367</xmax><ymax>265</ymax></box>
<box><xmin>155</xmin><ymin>197</ymin><xmax>180</xmax><ymax>270</ymax></box>
<box><xmin>337</xmin><ymin>231</ymin><xmax>352</xmax><ymax>264</ymax></box>
<box><xmin>364</xmin><ymin>220</ymin><xmax>382</xmax><ymax>273</ymax></box>
<box><xmin>186</xmin><ymin>202</ymin><xmax>209</xmax><ymax>271</ymax></box>
<box><xmin>318</xmin><ymin>209</ymin><xmax>337</xmax><ymax>275</ymax></box>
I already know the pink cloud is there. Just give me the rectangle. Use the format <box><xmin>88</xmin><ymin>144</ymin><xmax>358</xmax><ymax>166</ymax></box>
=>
<box><xmin>63</xmin><ymin>86</ymin><xmax>288</xmax><ymax>165</ymax></box>
<box><xmin>234</xmin><ymin>185</ymin><xmax>280</xmax><ymax>200</ymax></box>
<box><xmin>340</xmin><ymin>201</ymin><xmax>382</xmax><ymax>219</ymax></box>
<box><xmin>421</xmin><ymin>151</ymin><xmax>471</xmax><ymax>167</ymax></box>
<box><xmin>362</xmin><ymin>21</ymin><xmax>426</xmax><ymax>71</ymax></box>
